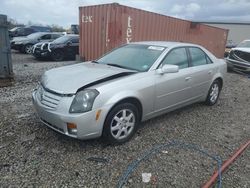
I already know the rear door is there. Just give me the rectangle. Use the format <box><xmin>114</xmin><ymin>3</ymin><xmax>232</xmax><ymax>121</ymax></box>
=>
<box><xmin>187</xmin><ymin>47</ymin><xmax>215</xmax><ymax>98</ymax></box>
<box><xmin>154</xmin><ymin>47</ymin><xmax>193</xmax><ymax>112</ymax></box>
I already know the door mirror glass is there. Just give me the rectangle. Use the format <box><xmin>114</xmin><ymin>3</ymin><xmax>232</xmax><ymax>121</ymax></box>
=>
<box><xmin>156</xmin><ymin>64</ymin><xmax>179</xmax><ymax>74</ymax></box>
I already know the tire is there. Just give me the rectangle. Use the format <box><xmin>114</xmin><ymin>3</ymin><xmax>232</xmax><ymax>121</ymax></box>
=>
<box><xmin>51</xmin><ymin>50</ymin><xmax>64</xmax><ymax>61</ymax></box>
<box><xmin>102</xmin><ymin>103</ymin><xmax>139</xmax><ymax>144</ymax></box>
<box><xmin>205</xmin><ymin>80</ymin><xmax>221</xmax><ymax>106</ymax></box>
<box><xmin>24</xmin><ymin>44</ymin><xmax>33</xmax><ymax>54</ymax></box>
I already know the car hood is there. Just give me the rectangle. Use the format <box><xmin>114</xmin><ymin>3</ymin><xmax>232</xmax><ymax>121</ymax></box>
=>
<box><xmin>41</xmin><ymin>62</ymin><xmax>136</xmax><ymax>94</ymax></box>
<box><xmin>232</xmin><ymin>47</ymin><xmax>250</xmax><ymax>53</ymax></box>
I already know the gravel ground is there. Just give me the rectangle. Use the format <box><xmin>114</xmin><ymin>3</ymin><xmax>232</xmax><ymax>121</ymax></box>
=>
<box><xmin>0</xmin><ymin>51</ymin><xmax>249</xmax><ymax>187</ymax></box>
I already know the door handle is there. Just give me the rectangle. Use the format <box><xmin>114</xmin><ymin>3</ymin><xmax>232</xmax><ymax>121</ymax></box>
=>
<box><xmin>185</xmin><ymin>77</ymin><xmax>191</xmax><ymax>81</ymax></box>
<box><xmin>208</xmin><ymin>70</ymin><xmax>212</xmax><ymax>75</ymax></box>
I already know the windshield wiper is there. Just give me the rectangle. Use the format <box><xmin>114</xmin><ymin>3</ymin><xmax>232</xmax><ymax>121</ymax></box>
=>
<box><xmin>92</xmin><ymin>60</ymin><xmax>99</xmax><ymax>64</ymax></box>
<box><xmin>106</xmin><ymin>63</ymin><xmax>128</xmax><ymax>69</ymax></box>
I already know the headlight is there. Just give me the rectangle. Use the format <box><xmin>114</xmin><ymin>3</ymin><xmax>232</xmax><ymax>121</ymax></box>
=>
<box><xmin>36</xmin><ymin>84</ymin><xmax>44</xmax><ymax>101</ymax></box>
<box><xmin>69</xmin><ymin>89</ymin><xmax>99</xmax><ymax>113</ymax></box>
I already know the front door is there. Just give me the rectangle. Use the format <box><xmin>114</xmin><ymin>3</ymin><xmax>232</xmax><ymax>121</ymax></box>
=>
<box><xmin>154</xmin><ymin>47</ymin><xmax>193</xmax><ymax>112</ymax></box>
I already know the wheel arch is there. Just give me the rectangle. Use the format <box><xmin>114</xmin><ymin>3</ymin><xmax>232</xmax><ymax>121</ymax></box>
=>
<box><xmin>214</xmin><ymin>77</ymin><xmax>223</xmax><ymax>88</ymax></box>
<box><xmin>107</xmin><ymin>97</ymin><xmax>143</xmax><ymax>122</ymax></box>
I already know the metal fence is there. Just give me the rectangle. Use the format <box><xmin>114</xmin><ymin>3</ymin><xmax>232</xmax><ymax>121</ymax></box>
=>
<box><xmin>0</xmin><ymin>14</ymin><xmax>13</xmax><ymax>79</ymax></box>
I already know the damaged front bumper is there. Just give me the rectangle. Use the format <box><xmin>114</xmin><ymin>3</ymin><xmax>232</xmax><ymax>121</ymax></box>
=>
<box><xmin>226</xmin><ymin>58</ymin><xmax>250</xmax><ymax>72</ymax></box>
<box><xmin>226</xmin><ymin>49</ymin><xmax>250</xmax><ymax>72</ymax></box>
<box><xmin>32</xmin><ymin>88</ymin><xmax>108</xmax><ymax>140</ymax></box>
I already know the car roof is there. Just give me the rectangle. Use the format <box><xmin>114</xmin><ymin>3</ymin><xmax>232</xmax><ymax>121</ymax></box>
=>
<box><xmin>131</xmin><ymin>41</ymin><xmax>200</xmax><ymax>48</ymax></box>
<box><xmin>32</xmin><ymin>32</ymin><xmax>64</xmax><ymax>35</ymax></box>
<box><xmin>65</xmin><ymin>34</ymin><xmax>79</xmax><ymax>37</ymax></box>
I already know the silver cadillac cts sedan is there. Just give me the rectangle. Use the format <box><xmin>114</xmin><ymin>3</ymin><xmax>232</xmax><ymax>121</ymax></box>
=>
<box><xmin>32</xmin><ymin>41</ymin><xmax>226</xmax><ymax>144</ymax></box>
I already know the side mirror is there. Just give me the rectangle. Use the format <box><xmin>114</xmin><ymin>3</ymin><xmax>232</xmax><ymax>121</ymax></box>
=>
<box><xmin>156</xmin><ymin>64</ymin><xmax>179</xmax><ymax>74</ymax></box>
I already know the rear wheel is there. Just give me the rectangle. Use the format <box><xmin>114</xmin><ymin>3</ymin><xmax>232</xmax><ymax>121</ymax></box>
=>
<box><xmin>51</xmin><ymin>50</ymin><xmax>64</xmax><ymax>61</ymax></box>
<box><xmin>102</xmin><ymin>103</ymin><xmax>139</xmax><ymax>144</ymax></box>
<box><xmin>205</xmin><ymin>80</ymin><xmax>221</xmax><ymax>106</ymax></box>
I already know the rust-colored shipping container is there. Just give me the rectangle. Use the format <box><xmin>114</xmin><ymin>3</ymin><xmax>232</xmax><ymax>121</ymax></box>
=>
<box><xmin>79</xmin><ymin>3</ymin><xmax>228</xmax><ymax>60</ymax></box>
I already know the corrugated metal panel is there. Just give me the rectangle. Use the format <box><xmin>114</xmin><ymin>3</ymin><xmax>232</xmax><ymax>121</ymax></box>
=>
<box><xmin>0</xmin><ymin>14</ymin><xmax>13</xmax><ymax>79</ymax></box>
<box><xmin>79</xmin><ymin>3</ymin><xmax>228</xmax><ymax>60</ymax></box>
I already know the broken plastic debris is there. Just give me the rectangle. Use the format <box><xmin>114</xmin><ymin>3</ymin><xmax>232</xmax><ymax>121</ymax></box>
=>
<box><xmin>17</xmin><ymin>113</ymin><xmax>31</xmax><ymax>119</ymax></box>
<box><xmin>20</xmin><ymin>133</ymin><xmax>36</xmax><ymax>143</ymax></box>
<box><xmin>142</xmin><ymin>173</ymin><xmax>152</xmax><ymax>183</ymax></box>
<box><xmin>162</xmin><ymin>150</ymin><xmax>168</xmax><ymax>154</ymax></box>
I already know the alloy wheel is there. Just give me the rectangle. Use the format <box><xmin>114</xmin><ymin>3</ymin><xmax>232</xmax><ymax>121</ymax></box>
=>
<box><xmin>210</xmin><ymin>83</ymin><xmax>219</xmax><ymax>103</ymax></box>
<box><xmin>110</xmin><ymin>109</ymin><xmax>135</xmax><ymax>140</ymax></box>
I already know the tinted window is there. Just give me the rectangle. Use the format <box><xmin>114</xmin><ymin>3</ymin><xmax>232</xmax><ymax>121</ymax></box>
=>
<box><xmin>25</xmin><ymin>28</ymin><xmax>34</xmax><ymax>34</ymax></box>
<box><xmin>51</xmin><ymin>34</ymin><xmax>62</xmax><ymax>39</ymax></box>
<box><xmin>162</xmin><ymin>48</ymin><xmax>189</xmax><ymax>69</ymax></box>
<box><xmin>19</xmin><ymin>28</ymin><xmax>34</xmax><ymax>35</ymax></box>
<box><xmin>189</xmin><ymin>47</ymin><xmax>207</xmax><ymax>66</ymax></box>
<box><xmin>71</xmin><ymin>38</ymin><xmax>79</xmax><ymax>43</ymax></box>
<box><xmin>52</xmin><ymin>35</ymin><xmax>78</xmax><ymax>44</ymax></box>
<box><xmin>41</xmin><ymin>34</ymin><xmax>51</xmax><ymax>40</ymax></box>
<box><xmin>30</xmin><ymin>26</ymin><xmax>52</xmax><ymax>32</ymax></box>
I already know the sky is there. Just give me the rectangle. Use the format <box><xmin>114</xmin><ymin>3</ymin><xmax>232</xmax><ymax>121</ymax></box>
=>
<box><xmin>1</xmin><ymin>0</ymin><xmax>250</xmax><ymax>28</ymax></box>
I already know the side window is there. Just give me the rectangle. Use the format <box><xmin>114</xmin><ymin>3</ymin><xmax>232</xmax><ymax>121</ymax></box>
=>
<box><xmin>52</xmin><ymin>34</ymin><xmax>61</xmax><ymax>39</ymax></box>
<box><xmin>162</xmin><ymin>48</ymin><xmax>189</xmax><ymax>69</ymax></box>
<box><xmin>206</xmin><ymin>56</ymin><xmax>213</xmax><ymax>64</ymax></box>
<box><xmin>41</xmin><ymin>34</ymin><xmax>51</xmax><ymax>40</ymax></box>
<box><xmin>189</xmin><ymin>47</ymin><xmax>207</xmax><ymax>66</ymax></box>
<box><xmin>71</xmin><ymin>38</ymin><xmax>79</xmax><ymax>43</ymax></box>
<box><xmin>26</xmin><ymin>28</ymin><xmax>34</xmax><ymax>35</ymax></box>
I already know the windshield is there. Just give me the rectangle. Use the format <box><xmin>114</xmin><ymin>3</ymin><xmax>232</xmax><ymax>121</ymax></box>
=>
<box><xmin>52</xmin><ymin>35</ymin><xmax>73</xmax><ymax>44</ymax></box>
<box><xmin>97</xmin><ymin>44</ymin><xmax>165</xmax><ymax>72</ymax></box>
<box><xmin>237</xmin><ymin>40</ymin><xmax>250</xmax><ymax>48</ymax></box>
<box><xmin>27</xmin><ymin>32</ymin><xmax>44</xmax><ymax>39</ymax></box>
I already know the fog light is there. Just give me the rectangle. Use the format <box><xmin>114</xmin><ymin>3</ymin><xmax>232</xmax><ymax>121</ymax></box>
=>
<box><xmin>67</xmin><ymin>123</ymin><xmax>77</xmax><ymax>135</ymax></box>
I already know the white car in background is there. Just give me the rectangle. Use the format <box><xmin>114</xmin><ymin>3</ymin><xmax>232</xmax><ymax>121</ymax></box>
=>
<box><xmin>226</xmin><ymin>39</ymin><xmax>250</xmax><ymax>72</ymax></box>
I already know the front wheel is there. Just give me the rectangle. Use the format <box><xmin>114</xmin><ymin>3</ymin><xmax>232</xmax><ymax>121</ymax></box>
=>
<box><xmin>205</xmin><ymin>80</ymin><xmax>221</xmax><ymax>106</ymax></box>
<box><xmin>102</xmin><ymin>103</ymin><xmax>139</xmax><ymax>144</ymax></box>
<box><xmin>51</xmin><ymin>50</ymin><xmax>64</xmax><ymax>61</ymax></box>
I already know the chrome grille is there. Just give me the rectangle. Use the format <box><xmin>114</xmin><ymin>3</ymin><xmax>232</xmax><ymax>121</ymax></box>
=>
<box><xmin>37</xmin><ymin>85</ymin><xmax>62</xmax><ymax>109</ymax></box>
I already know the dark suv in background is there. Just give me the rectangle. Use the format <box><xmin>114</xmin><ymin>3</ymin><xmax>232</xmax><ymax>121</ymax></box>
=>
<box><xmin>32</xmin><ymin>34</ymin><xmax>79</xmax><ymax>61</ymax></box>
<box><xmin>9</xmin><ymin>25</ymin><xmax>52</xmax><ymax>38</ymax></box>
<box><xmin>11</xmin><ymin>32</ymin><xmax>63</xmax><ymax>54</ymax></box>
